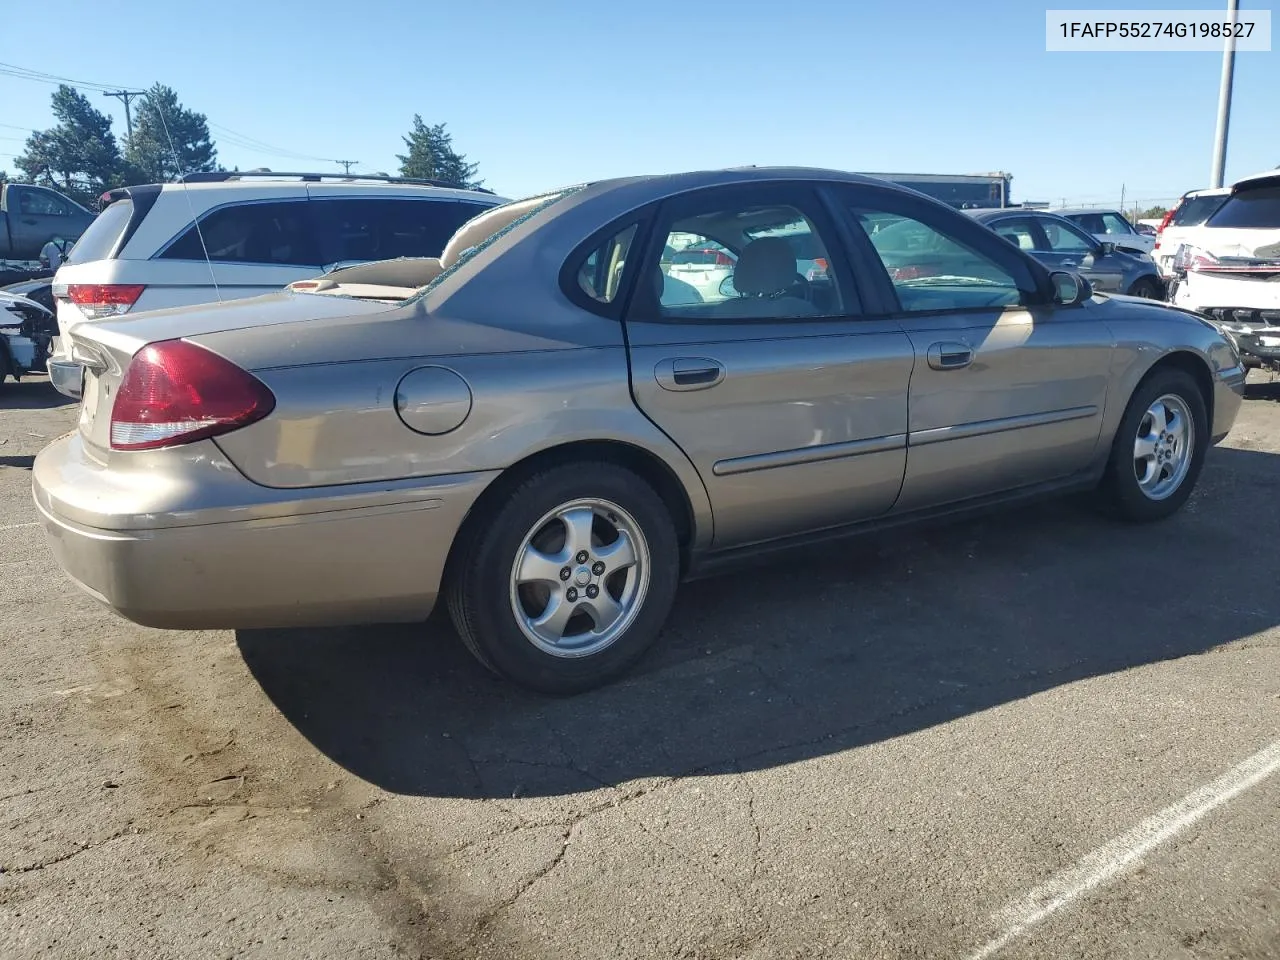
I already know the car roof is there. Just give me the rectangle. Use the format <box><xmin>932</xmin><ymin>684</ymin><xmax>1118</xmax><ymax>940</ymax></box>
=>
<box><xmin>1049</xmin><ymin>207</ymin><xmax>1122</xmax><ymax>216</ymax></box>
<box><xmin>150</xmin><ymin>179</ymin><xmax>500</xmax><ymax>201</ymax></box>
<box><xmin>1230</xmin><ymin>169</ymin><xmax>1280</xmax><ymax>191</ymax></box>
<box><xmin>963</xmin><ymin>207</ymin><xmax>1064</xmax><ymax>222</ymax></box>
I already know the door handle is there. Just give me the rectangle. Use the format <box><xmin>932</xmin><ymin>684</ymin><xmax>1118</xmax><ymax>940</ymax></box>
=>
<box><xmin>1061</xmin><ymin>260</ymin><xmax>1078</xmax><ymax>267</ymax></box>
<box><xmin>655</xmin><ymin>357</ymin><xmax>725</xmax><ymax>392</ymax></box>
<box><xmin>21</xmin><ymin>218</ymin><xmax>38</xmax><ymax>225</ymax></box>
<box><xmin>927</xmin><ymin>341</ymin><xmax>973</xmax><ymax>371</ymax></box>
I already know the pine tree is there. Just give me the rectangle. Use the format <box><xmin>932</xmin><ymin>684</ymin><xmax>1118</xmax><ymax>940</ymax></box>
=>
<box><xmin>126</xmin><ymin>84</ymin><xmax>218</xmax><ymax>183</ymax></box>
<box><xmin>396</xmin><ymin>116</ymin><xmax>482</xmax><ymax>189</ymax></box>
<box><xmin>15</xmin><ymin>85</ymin><xmax>123</xmax><ymax>205</ymax></box>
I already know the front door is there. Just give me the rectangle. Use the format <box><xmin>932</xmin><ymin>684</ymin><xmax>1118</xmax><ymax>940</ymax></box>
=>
<box><xmin>1033</xmin><ymin>215</ymin><xmax>1127</xmax><ymax>293</ymax></box>
<box><xmin>617</xmin><ymin>183</ymin><xmax>915</xmax><ymax>549</ymax></box>
<box><xmin>832</xmin><ymin>186</ymin><xmax>1115</xmax><ymax>512</ymax></box>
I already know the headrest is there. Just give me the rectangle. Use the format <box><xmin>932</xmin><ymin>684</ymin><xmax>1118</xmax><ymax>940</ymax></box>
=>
<box><xmin>439</xmin><ymin>197</ymin><xmax>546</xmax><ymax>268</ymax></box>
<box><xmin>733</xmin><ymin>237</ymin><xmax>796</xmax><ymax>296</ymax></box>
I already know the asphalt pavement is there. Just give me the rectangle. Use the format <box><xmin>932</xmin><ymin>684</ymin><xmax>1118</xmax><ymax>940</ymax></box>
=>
<box><xmin>1</xmin><ymin>373</ymin><xmax>1277</xmax><ymax>960</ymax></box>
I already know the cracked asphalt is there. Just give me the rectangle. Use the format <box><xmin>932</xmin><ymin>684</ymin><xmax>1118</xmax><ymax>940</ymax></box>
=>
<box><xmin>1</xmin><ymin>373</ymin><xmax>1278</xmax><ymax>960</ymax></box>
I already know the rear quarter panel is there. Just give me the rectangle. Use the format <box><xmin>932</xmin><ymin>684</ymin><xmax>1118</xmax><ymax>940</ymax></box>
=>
<box><xmin>200</xmin><ymin>301</ymin><xmax>716</xmax><ymax>549</ymax></box>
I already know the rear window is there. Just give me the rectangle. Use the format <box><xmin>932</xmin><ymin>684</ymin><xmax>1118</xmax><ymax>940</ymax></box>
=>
<box><xmin>671</xmin><ymin>248</ymin><xmax>731</xmax><ymax>265</ymax></box>
<box><xmin>1205</xmin><ymin>187</ymin><xmax>1280</xmax><ymax>230</ymax></box>
<box><xmin>310</xmin><ymin>197</ymin><xmax>492</xmax><ymax>265</ymax></box>
<box><xmin>64</xmin><ymin>200</ymin><xmax>133</xmax><ymax>265</ymax></box>
<box><xmin>1171</xmin><ymin>194</ymin><xmax>1228</xmax><ymax>227</ymax></box>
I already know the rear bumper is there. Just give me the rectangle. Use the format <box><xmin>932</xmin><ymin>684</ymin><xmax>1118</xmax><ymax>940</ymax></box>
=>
<box><xmin>46</xmin><ymin>356</ymin><xmax>83</xmax><ymax>398</ymax></box>
<box><xmin>32</xmin><ymin>433</ymin><xmax>497</xmax><ymax>629</ymax></box>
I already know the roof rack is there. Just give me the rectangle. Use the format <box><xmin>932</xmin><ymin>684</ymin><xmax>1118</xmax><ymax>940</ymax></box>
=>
<box><xmin>175</xmin><ymin>171</ymin><xmax>494</xmax><ymax>193</ymax></box>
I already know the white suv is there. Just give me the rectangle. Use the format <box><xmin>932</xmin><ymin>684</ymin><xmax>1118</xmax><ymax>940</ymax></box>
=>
<box><xmin>47</xmin><ymin>172</ymin><xmax>503</xmax><ymax>397</ymax></box>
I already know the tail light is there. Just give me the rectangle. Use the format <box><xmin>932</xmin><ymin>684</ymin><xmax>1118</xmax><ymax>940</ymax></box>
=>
<box><xmin>807</xmin><ymin>257</ymin><xmax>829</xmax><ymax>280</ymax></box>
<box><xmin>65</xmin><ymin>284</ymin><xmax>146</xmax><ymax>319</ymax></box>
<box><xmin>110</xmin><ymin>339</ymin><xmax>275</xmax><ymax>451</ymax></box>
<box><xmin>714</xmin><ymin>251</ymin><xmax>734</xmax><ymax>266</ymax></box>
<box><xmin>1172</xmin><ymin>244</ymin><xmax>1219</xmax><ymax>274</ymax></box>
<box><xmin>1152</xmin><ymin>204</ymin><xmax>1178</xmax><ymax>252</ymax></box>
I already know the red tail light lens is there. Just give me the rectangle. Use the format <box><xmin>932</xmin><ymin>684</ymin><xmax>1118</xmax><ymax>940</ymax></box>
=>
<box><xmin>65</xmin><ymin>284</ymin><xmax>146</xmax><ymax>319</ymax></box>
<box><xmin>714</xmin><ymin>251</ymin><xmax>734</xmax><ymax>266</ymax></box>
<box><xmin>110</xmin><ymin>340</ymin><xmax>275</xmax><ymax>451</ymax></box>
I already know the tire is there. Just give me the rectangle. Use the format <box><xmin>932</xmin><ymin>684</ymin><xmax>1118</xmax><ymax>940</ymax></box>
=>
<box><xmin>446</xmin><ymin>461</ymin><xmax>680</xmax><ymax>694</ymax></box>
<box><xmin>1128</xmin><ymin>276</ymin><xmax>1163</xmax><ymax>300</ymax></box>
<box><xmin>1099</xmin><ymin>368</ymin><xmax>1208</xmax><ymax>522</ymax></box>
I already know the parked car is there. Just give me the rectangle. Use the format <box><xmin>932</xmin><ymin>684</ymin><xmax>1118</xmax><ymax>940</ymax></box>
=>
<box><xmin>0</xmin><ymin>288</ymin><xmax>56</xmax><ymax>387</ymax></box>
<box><xmin>1165</xmin><ymin>170</ymin><xmax>1280</xmax><ymax>370</ymax></box>
<box><xmin>0</xmin><ymin>182</ymin><xmax>95</xmax><ymax>263</ymax></box>
<box><xmin>33</xmin><ymin>167</ymin><xmax>1244</xmax><ymax>694</ymax></box>
<box><xmin>1</xmin><ymin>276</ymin><xmax>55</xmax><ymax>313</ymax></box>
<box><xmin>1051</xmin><ymin>207</ymin><xmax>1155</xmax><ymax>254</ymax></box>
<box><xmin>45</xmin><ymin>171</ymin><xmax>505</xmax><ymax>398</ymax></box>
<box><xmin>1152</xmin><ymin>187</ymin><xmax>1231</xmax><ymax>280</ymax></box>
<box><xmin>962</xmin><ymin>209</ymin><xmax>1164</xmax><ymax>298</ymax></box>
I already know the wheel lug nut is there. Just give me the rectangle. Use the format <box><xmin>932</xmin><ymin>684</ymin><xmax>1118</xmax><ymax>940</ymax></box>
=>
<box><xmin>559</xmin><ymin>567</ymin><xmax>571</xmax><ymax>581</ymax></box>
<box><xmin>586</xmin><ymin>585</ymin><xmax>599</xmax><ymax>599</ymax></box>
<box><xmin>566</xmin><ymin>587</ymin><xmax>578</xmax><ymax>602</ymax></box>
<box><xmin>591</xmin><ymin>561</ymin><xmax>605</xmax><ymax>575</ymax></box>
<box><xmin>575</xmin><ymin>550</ymin><xmax>589</xmax><ymax>563</ymax></box>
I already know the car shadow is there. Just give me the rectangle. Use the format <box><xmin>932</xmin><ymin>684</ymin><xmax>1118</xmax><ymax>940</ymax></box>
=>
<box><xmin>237</xmin><ymin>445</ymin><xmax>1280</xmax><ymax>799</ymax></box>
<box><xmin>1</xmin><ymin>376</ymin><xmax>77</xmax><ymax>410</ymax></box>
<box><xmin>0</xmin><ymin>455</ymin><xmax>35</xmax><ymax>469</ymax></box>
<box><xmin>1244</xmin><ymin>376</ymin><xmax>1280</xmax><ymax>403</ymax></box>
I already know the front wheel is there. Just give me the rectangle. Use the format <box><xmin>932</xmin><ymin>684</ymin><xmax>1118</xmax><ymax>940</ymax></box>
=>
<box><xmin>1127</xmin><ymin>276</ymin><xmax>1164</xmax><ymax>300</ymax></box>
<box><xmin>1099</xmin><ymin>368</ymin><xmax>1208</xmax><ymax>522</ymax></box>
<box><xmin>446</xmin><ymin>462</ymin><xmax>680</xmax><ymax>694</ymax></box>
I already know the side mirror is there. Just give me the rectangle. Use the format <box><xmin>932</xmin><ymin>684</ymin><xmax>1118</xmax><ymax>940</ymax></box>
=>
<box><xmin>718</xmin><ymin>275</ymin><xmax>737</xmax><ymax>298</ymax></box>
<box><xmin>1050</xmin><ymin>270</ymin><xmax>1091</xmax><ymax>306</ymax></box>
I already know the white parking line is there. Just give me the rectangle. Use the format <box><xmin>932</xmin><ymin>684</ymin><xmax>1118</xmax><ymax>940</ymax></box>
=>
<box><xmin>0</xmin><ymin>522</ymin><xmax>38</xmax><ymax>531</ymax></box>
<box><xmin>968</xmin><ymin>738</ymin><xmax>1280</xmax><ymax>960</ymax></box>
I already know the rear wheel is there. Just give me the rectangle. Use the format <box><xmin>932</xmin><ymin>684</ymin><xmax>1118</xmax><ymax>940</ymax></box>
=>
<box><xmin>446</xmin><ymin>462</ymin><xmax>680</xmax><ymax>694</ymax></box>
<box><xmin>1099</xmin><ymin>368</ymin><xmax>1208</xmax><ymax>521</ymax></box>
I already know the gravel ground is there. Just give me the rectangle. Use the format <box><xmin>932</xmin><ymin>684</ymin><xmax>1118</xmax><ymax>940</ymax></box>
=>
<box><xmin>1</xmin><ymin>371</ymin><xmax>1277</xmax><ymax>960</ymax></box>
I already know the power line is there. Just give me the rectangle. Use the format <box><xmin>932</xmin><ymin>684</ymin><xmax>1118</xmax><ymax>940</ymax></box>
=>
<box><xmin>335</xmin><ymin>159</ymin><xmax>360</xmax><ymax>174</ymax></box>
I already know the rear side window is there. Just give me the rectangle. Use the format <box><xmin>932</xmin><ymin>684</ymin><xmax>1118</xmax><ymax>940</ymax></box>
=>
<box><xmin>310</xmin><ymin>198</ymin><xmax>490</xmax><ymax>265</ymax></box>
<box><xmin>64</xmin><ymin>200</ymin><xmax>134</xmax><ymax>265</ymax></box>
<box><xmin>1205</xmin><ymin>187</ymin><xmax>1280</xmax><ymax>229</ymax></box>
<box><xmin>1171</xmin><ymin>194</ymin><xmax>1228</xmax><ymax>226</ymax></box>
<box><xmin>161</xmin><ymin>201</ymin><xmax>318</xmax><ymax>266</ymax></box>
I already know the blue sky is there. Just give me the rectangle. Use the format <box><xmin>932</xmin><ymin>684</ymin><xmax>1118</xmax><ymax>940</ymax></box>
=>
<box><xmin>1</xmin><ymin>0</ymin><xmax>1275</xmax><ymax>208</ymax></box>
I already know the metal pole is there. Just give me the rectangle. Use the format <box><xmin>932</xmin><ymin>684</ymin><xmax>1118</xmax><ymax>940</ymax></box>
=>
<box><xmin>1209</xmin><ymin>0</ymin><xmax>1240</xmax><ymax>187</ymax></box>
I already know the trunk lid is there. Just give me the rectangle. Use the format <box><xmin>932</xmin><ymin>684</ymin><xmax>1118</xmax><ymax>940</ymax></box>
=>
<box><xmin>69</xmin><ymin>290</ymin><xmax>392</xmax><ymax>457</ymax></box>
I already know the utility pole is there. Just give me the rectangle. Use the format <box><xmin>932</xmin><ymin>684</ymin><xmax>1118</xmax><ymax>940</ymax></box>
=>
<box><xmin>102</xmin><ymin>90</ymin><xmax>146</xmax><ymax>142</ymax></box>
<box><xmin>335</xmin><ymin>160</ymin><xmax>359</xmax><ymax>174</ymax></box>
<box><xmin>1120</xmin><ymin>183</ymin><xmax>1125</xmax><ymax>211</ymax></box>
<box><xmin>1210</xmin><ymin>0</ymin><xmax>1240</xmax><ymax>187</ymax></box>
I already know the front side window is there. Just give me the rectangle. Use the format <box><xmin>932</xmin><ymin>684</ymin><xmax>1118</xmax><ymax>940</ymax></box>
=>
<box><xmin>1038</xmin><ymin>217</ymin><xmax>1096</xmax><ymax>253</ymax></box>
<box><xmin>850</xmin><ymin>202</ymin><xmax>1028</xmax><ymax>311</ymax></box>
<box><xmin>161</xmin><ymin>201</ymin><xmax>318</xmax><ymax>266</ymax></box>
<box><xmin>311</xmin><ymin>198</ymin><xmax>489</xmax><ymax>265</ymax></box>
<box><xmin>19</xmin><ymin>189</ymin><xmax>70</xmax><ymax>216</ymax></box>
<box><xmin>642</xmin><ymin>190</ymin><xmax>847</xmax><ymax>321</ymax></box>
<box><xmin>1100</xmin><ymin>212</ymin><xmax>1135</xmax><ymax>235</ymax></box>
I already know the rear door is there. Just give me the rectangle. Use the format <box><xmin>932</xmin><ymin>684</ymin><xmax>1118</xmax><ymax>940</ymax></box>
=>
<box><xmin>832</xmin><ymin>185</ymin><xmax>1114</xmax><ymax>511</ymax></box>
<box><xmin>152</xmin><ymin>198</ymin><xmax>322</xmax><ymax>298</ymax></box>
<box><xmin>616</xmin><ymin>181</ymin><xmax>915</xmax><ymax>549</ymax></box>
